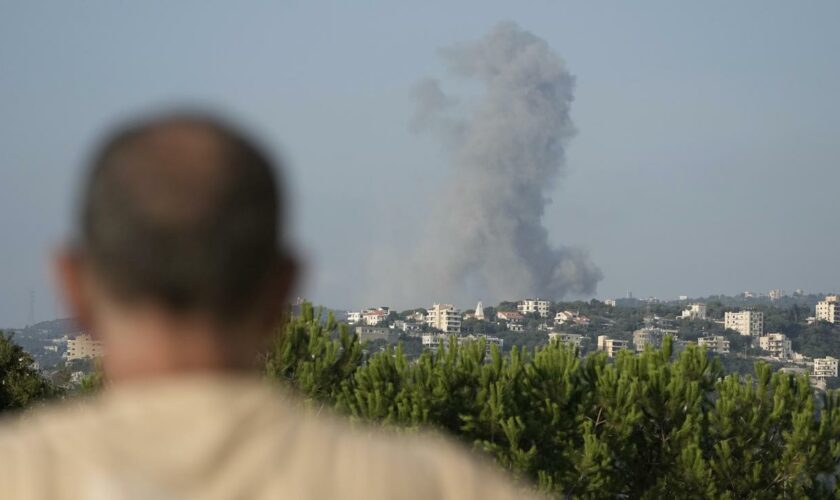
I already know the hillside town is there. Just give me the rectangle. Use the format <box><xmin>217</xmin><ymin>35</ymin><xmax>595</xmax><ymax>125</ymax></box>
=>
<box><xmin>341</xmin><ymin>292</ymin><xmax>840</xmax><ymax>390</ymax></box>
<box><xmin>7</xmin><ymin>291</ymin><xmax>840</xmax><ymax>391</ymax></box>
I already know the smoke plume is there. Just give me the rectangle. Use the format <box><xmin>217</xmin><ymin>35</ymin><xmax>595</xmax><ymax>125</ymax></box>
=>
<box><xmin>388</xmin><ymin>22</ymin><xmax>601</xmax><ymax>305</ymax></box>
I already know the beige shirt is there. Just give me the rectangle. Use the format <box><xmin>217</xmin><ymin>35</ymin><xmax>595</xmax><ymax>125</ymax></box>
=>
<box><xmin>0</xmin><ymin>376</ymin><xmax>535</xmax><ymax>500</ymax></box>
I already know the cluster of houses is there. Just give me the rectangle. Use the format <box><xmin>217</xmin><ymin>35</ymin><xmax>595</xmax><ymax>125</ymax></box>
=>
<box><xmin>344</xmin><ymin>298</ymin><xmax>594</xmax><ymax>350</ymax></box>
<box><xmin>595</xmin><ymin>305</ymin><xmax>839</xmax><ymax>386</ymax></box>
<box><xmin>343</xmin><ymin>297</ymin><xmax>839</xmax><ymax>386</ymax></box>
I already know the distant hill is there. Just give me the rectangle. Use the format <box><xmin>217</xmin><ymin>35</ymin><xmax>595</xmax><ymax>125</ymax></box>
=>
<box><xmin>3</xmin><ymin>318</ymin><xmax>81</xmax><ymax>372</ymax></box>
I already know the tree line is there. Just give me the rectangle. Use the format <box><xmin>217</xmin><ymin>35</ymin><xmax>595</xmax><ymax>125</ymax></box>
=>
<box><xmin>4</xmin><ymin>303</ymin><xmax>840</xmax><ymax>497</ymax></box>
<box><xmin>266</xmin><ymin>303</ymin><xmax>840</xmax><ymax>498</ymax></box>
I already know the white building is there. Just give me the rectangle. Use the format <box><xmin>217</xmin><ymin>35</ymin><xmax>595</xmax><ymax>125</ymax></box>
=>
<box><xmin>681</xmin><ymin>303</ymin><xmax>707</xmax><ymax>320</ymax></box>
<box><xmin>597</xmin><ymin>335</ymin><xmax>629</xmax><ymax>358</ymax></box>
<box><xmin>759</xmin><ymin>333</ymin><xmax>792</xmax><ymax>360</ymax></box>
<box><xmin>464</xmin><ymin>334</ymin><xmax>503</xmax><ymax>354</ymax></box>
<box><xmin>698</xmin><ymin>335</ymin><xmax>730</xmax><ymax>354</ymax></box>
<box><xmin>816</xmin><ymin>295</ymin><xmax>839</xmax><ymax>324</ymax></box>
<box><xmin>724</xmin><ymin>310</ymin><xmax>764</xmax><ymax>337</ymax></box>
<box><xmin>549</xmin><ymin>332</ymin><xmax>583</xmax><ymax>349</ymax></box>
<box><xmin>474</xmin><ymin>301</ymin><xmax>485</xmax><ymax>321</ymax></box>
<box><xmin>496</xmin><ymin>311</ymin><xmax>524</xmax><ymax>322</ymax></box>
<box><xmin>813</xmin><ymin>357</ymin><xmax>839</xmax><ymax>379</ymax></box>
<box><xmin>518</xmin><ymin>299</ymin><xmax>550</xmax><ymax>318</ymax></box>
<box><xmin>426</xmin><ymin>303</ymin><xmax>462</xmax><ymax>333</ymax></box>
<box><xmin>346</xmin><ymin>311</ymin><xmax>362</xmax><ymax>324</ymax></box>
<box><xmin>421</xmin><ymin>333</ymin><xmax>445</xmax><ymax>350</ymax></box>
<box><xmin>409</xmin><ymin>310</ymin><xmax>426</xmax><ymax>322</ymax></box>
<box><xmin>65</xmin><ymin>334</ymin><xmax>104</xmax><ymax>361</ymax></box>
<box><xmin>421</xmin><ymin>333</ymin><xmax>502</xmax><ymax>354</ymax></box>
<box><xmin>400</xmin><ymin>321</ymin><xmax>422</xmax><ymax>335</ymax></box>
<box><xmin>604</xmin><ymin>299</ymin><xmax>617</xmax><ymax>307</ymax></box>
<box><xmin>769</xmin><ymin>289</ymin><xmax>785</xmax><ymax>301</ymax></box>
<box><xmin>362</xmin><ymin>308</ymin><xmax>389</xmax><ymax>326</ymax></box>
<box><xmin>355</xmin><ymin>326</ymin><xmax>392</xmax><ymax>343</ymax></box>
<box><xmin>555</xmin><ymin>310</ymin><xmax>590</xmax><ymax>326</ymax></box>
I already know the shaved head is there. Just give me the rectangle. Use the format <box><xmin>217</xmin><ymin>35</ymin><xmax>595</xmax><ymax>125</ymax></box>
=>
<box><xmin>78</xmin><ymin>113</ymin><xmax>289</xmax><ymax>323</ymax></box>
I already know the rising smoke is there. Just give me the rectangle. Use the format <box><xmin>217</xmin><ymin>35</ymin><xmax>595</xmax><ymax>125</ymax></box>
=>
<box><xmin>383</xmin><ymin>22</ymin><xmax>602</xmax><ymax>306</ymax></box>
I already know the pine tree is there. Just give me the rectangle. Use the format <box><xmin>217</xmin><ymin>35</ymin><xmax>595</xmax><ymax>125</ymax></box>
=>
<box><xmin>0</xmin><ymin>331</ymin><xmax>62</xmax><ymax>412</ymax></box>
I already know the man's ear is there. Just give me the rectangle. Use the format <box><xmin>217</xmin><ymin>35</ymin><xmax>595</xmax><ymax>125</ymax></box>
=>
<box><xmin>53</xmin><ymin>247</ymin><xmax>94</xmax><ymax>332</ymax></box>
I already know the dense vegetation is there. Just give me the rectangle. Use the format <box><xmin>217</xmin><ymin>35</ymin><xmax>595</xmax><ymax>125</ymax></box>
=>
<box><xmin>4</xmin><ymin>300</ymin><xmax>840</xmax><ymax>497</ymax></box>
<box><xmin>267</xmin><ymin>303</ymin><xmax>840</xmax><ymax>498</ymax></box>
<box><xmin>0</xmin><ymin>332</ymin><xmax>61</xmax><ymax>412</ymax></box>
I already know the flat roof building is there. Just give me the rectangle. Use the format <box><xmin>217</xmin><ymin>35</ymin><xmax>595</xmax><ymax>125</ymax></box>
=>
<box><xmin>759</xmin><ymin>333</ymin><xmax>792</xmax><ymax>360</ymax></box>
<box><xmin>597</xmin><ymin>335</ymin><xmax>629</xmax><ymax>358</ymax></box>
<box><xmin>426</xmin><ymin>304</ymin><xmax>462</xmax><ymax>333</ymax></box>
<box><xmin>816</xmin><ymin>296</ymin><xmax>839</xmax><ymax>324</ymax></box>
<box><xmin>814</xmin><ymin>357</ymin><xmax>839</xmax><ymax>379</ymax></box>
<box><xmin>698</xmin><ymin>335</ymin><xmax>730</xmax><ymax>355</ymax></box>
<box><xmin>517</xmin><ymin>299</ymin><xmax>550</xmax><ymax>318</ymax></box>
<box><xmin>65</xmin><ymin>334</ymin><xmax>104</xmax><ymax>361</ymax></box>
<box><xmin>681</xmin><ymin>303</ymin><xmax>707</xmax><ymax>320</ymax></box>
<box><xmin>548</xmin><ymin>332</ymin><xmax>583</xmax><ymax>349</ymax></box>
<box><xmin>724</xmin><ymin>310</ymin><xmax>764</xmax><ymax>337</ymax></box>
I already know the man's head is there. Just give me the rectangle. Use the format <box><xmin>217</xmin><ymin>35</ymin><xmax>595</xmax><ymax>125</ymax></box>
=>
<box><xmin>56</xmin><ymin>112</ymin><xmax>298</xmax><ymax>376</ymax></box>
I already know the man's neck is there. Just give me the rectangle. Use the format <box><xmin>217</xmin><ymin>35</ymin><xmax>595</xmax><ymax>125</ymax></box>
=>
<box><xmin>95</xmin><ymin>306</ymin><xmax>265</xmax><ymax>383</ymax></box>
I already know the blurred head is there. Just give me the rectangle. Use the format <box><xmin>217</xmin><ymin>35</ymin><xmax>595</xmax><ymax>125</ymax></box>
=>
<box><xmin>56</xmin><ymin>112</ymin><xmax>298</xmax><ymax>374</ymax></box>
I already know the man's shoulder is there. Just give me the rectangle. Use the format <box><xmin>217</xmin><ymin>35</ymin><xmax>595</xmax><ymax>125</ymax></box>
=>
<box><xmin>0</xmin><ymin>398</ymin><xmax>100</xmax><ymax>446</ymax></box>
<box><xmin>0</xmin><ymin>380</ymin><xmax>536</xmax><ymax>499</ymax></box>
<box><xmin>294</xmin><ymin>413</ymin><xmax>531</xmax><ymax>499</ymax></box>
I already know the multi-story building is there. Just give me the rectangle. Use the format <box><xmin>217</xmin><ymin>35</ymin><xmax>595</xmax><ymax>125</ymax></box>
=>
<box><xmin>816</xmin><ymin>295</ymin><xmax>839</xmax><ymax>324</ymax></box>
<box><xmin>597</xmin><ymin>335</ymin><xmax>629</xmax><ymax>358</ymax></box>
<box><xmin>496</xmin><ymin>311</ymin><xmax>524</xmax><ymax>323</ymax></box>
<box><xmin>724</xmin><ymin>310</ymin><xmax>764</xmax><ymax>337</ymax></box>
<box><xmin>409</xmin><ymin>310</ymin><xmax>426</xmax><ymax>322</ymax></box>
<box><xmin>813</xmin><ymin>357</ymin><xmax>839</xmax><ymax>379</ymax></box>
<box><xmin>421</xmin><ymin>333</ymin><xmax>502</xmax><ymax>354</ymax></box>
<box><xmin>759</xmin><ymin>333</ymin><xmax>792</xmax><ymax>360</ymax></box>
<box><xmin>555</xmin><ymin>310</ymin><xmax>590</xmax><ymax>326</ymax></box>
<box><xmin>346</xmin><ymin>311</ymin><xmax>362</xmax><ymax>324</ymax></box>
<box><xmin>362</xmin><ymin>307</ymin><xmax>390</xmax><ymax>326</ymax></box>
<box><xmin>65</xmin><ymin>334</ymin><xmax>104</xmax><ymax>361</ymax></box>
<box><xmin>355</xmin><ymin>326</ymin><xmax>393</xmax><ymax>343</ymax></box>
<box><xmin>697</xmin><ymin>335</ymin><xmax>730</xmax><ymax>354</ymax></box>
<box><xmin>517</xmin><ymin>299</ymin><xmax>550</xmax><ymax>318</ymax></box>
<box><xmin>549</xmin><ymin>332</ymin><xmax>583</xmax><ymax>349</ymax></box>
<box><xmin>604</xmin><ymin>299</ymin><xmax>617</xmax><ymax>307</ymax></box>
<box><xmin>632</xmin><ymin>328</ymin><xmax>663</xmax><ymax>352</ymax></box>
<box><xmin>463</xmin><ymin>334</ymin><xmax>503</xmax><ymax>354</ymax></box>
<box><xmin>392</xmin><ymin>320</ymin><xmax>422</xmax><ymax>334</ymax></box>
<box><xmin>426</xmin><ymin>303</ymin><xmax>462</xmax><ymax>333</ymax></box>
<box><xmin>681</xmin><ymin>303</ymin><xmax>707</xmax><ymax>320</ymax></box>
<box><xmin>769</xmin><ymin>289</ymin><xmax>785</xmax><ymax>301</ymax></box>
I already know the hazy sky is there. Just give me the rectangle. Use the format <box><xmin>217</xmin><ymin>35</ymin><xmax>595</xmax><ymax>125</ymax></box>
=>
<box><xmin>2</xmin><ymin>1</ymin><xmax>839</xmax><ymax>326</ymax></box>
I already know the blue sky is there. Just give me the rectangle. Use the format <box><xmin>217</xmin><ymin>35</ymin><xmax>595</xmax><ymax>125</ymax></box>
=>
<box><xmin>1</xmin><ymin>1</ymin><xmax>839</xmax><ymax>326</ymax></box>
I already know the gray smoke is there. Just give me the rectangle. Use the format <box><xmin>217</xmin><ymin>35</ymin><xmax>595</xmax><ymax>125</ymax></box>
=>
<box><xmin>387</xmin><ymin>22</ymin><xmax>602</xmax><ymax>305</ymax></box>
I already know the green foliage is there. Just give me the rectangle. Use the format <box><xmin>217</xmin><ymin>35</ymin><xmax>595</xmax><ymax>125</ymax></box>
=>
<box><xmin>496</xmin><ymin>301</ymin><xmax>519</xmax><ymax>312</ymax></box>
<box><xmin>275</xmin><ymin>304</ymin><xmax>840</xmax><ymax>498</ymax></box>
<box><xmin>264</xmin><ymin>303</ymin><xmax>362</xmax><ymax>406</ymax></box>
<box><xmin>0</xmin><ymin>331</ymin><xmax>62</xmax><ymax>412</ymax></box>
<box><xmin>792</xmin><ymin>323</ymin><xmax>840</xmax><ymax>359</ymax></box>
<box><xmin>77</xmin><ymin>360</ymin><xmax>105</xmax><ymax>395</ymax></box>
<box><xmin>7</xmin><ymin>301</ymin><xmax>840</xmax><ymax>497</ymax></box>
